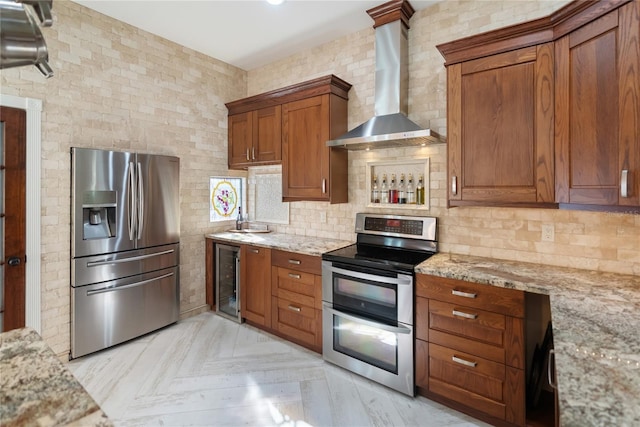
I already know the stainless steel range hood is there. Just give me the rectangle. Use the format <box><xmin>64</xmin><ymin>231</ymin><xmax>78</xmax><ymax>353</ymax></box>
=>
<box><xmin>327</xmin><ymin>0</ymin><xmax>443</xmax><ymax>150</ymax></box>
<box><xmin>0</xmin><ymin>0</ymin><xmax>54</xmax><ymax>78</ymax></box>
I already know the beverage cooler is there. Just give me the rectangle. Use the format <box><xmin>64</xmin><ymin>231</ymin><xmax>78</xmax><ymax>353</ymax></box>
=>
<box><xmin>215</xmin><ymin>244</ymin><xmax>242</xmax><ymax>323</ymax></box>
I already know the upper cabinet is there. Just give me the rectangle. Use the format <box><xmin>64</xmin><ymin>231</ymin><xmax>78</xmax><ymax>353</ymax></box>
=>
<box><xmin>228</xmin><ymin>106</ymin><xmax>281</xmax><ymax>169</ymax></box>
<box><xmin>438</xmin><ymin>0</ymin><xmax>639</xmax><ymax>211</ymax></box>
<box><xmin>444</xmin><ymin>44</ymin><xmax>555</xmax><ymax>206</ymax></box>
<box><xmin>226</xmin><ymin>75</ymin><xmax>351</xmax><ymax>203</ymax></box>
<box><xmin>555</xmin><ymin>1</ymin><xmax>640</xmax><ymax>208</ymax></box>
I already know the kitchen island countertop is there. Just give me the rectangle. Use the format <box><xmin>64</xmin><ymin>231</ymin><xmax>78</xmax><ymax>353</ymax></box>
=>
<box><xmin>206</xmin><ymin>231</ymin><xmax>352</xmax><ymax>257</ymax></box>
<box><xmin>417</xmin><ymin>253</ymin><xmax>640</xmax><ymax>427</ymax></box>
<box><xmin>0</xmin><ymin>327</ymin><xmax>112</xmax><ymax>427</ymax></box>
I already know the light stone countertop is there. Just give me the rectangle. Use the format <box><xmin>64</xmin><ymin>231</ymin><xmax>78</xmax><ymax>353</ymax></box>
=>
<box><xmin>0</xmin><ymin>327</ymin><xmax>112</xmax><ymax>427</ymax></box>
<box><xmin>417</xmin><ymin>253</ymin><xmax>640</xmax><ymax>427</ymax></box>
<box><xmin>205</xmin><ymin>231</ymin><xmax>353</xmax><ymax>257</ymax></box>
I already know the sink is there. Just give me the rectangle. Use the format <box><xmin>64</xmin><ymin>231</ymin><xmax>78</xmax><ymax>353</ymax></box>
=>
<box><xmin>227</xmin><ymin>228</ymin><xmax>271</xmax><ymax>234</ymax></box>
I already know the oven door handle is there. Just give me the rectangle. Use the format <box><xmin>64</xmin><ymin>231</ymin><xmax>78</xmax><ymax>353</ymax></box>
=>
<box><xmin>323</xmin><ymin>303</ymin><xmax>411</xmax><ymax>335</ymax></box>
<box><xmin>324</xmin><ymin>265</ymin><xmax>412</xmax><ymax>286</ymax></box>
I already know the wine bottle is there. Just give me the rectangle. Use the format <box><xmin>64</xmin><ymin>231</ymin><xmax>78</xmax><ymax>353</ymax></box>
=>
<box><xmin>380</xmin><ymin>174</ymin><xmax>389</xmax><ymax>203</ymax></box>
<box><xmin>398</xmin><ymin>174</ymin><xmax>407</xmax><ymax>204</ymax></box>
<box><xmin>371</xmin><ymin>174</ymin><xmax>380</xmax><ymax>203</ymax></box>
<box><xmin>416</xmin><ymin>175</ymin><xmax>425</xmax><ymax>205</ymax></box>
<box><xmin>389</xmin><ymin>174</ymin><xmax>399</xmax><ymax>204</ymax></box>
<box><xmin>407</xmin><ymin>173</ymin><xmax>416</xmax><ymax>204</ymax></box>
<box><xmin>236</xmin><ymin>206</ymin><xmax>243</xmax><ymax>230</ymax></box>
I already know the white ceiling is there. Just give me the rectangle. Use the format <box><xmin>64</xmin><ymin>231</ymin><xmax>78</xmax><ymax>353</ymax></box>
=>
<box><xmin>71</xmin><ymin>0</ymin><xmax>437</xmax><ymax>71</ymax></box>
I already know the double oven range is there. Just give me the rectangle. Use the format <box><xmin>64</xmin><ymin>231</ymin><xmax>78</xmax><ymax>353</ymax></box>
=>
<box><xmin>321</xmin><ymin>213</ymin><xmax>437</xmax><ymax>396</ymax></box>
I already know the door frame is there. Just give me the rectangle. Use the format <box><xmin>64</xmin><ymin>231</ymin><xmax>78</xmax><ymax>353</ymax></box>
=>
<box><xmin>0</xmin><ymin>94</ymin><xmax>42</xmax><ymax>333</ymax></box>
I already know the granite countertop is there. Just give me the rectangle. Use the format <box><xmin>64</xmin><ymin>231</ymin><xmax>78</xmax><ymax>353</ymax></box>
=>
<box><xmin>206</xmin><ymin>231</ymin><xmax>352</xmax><ymax>257</ymax></box>
<box><xmin>417</xmin><ymin>253</ymin><xmax>640</xmax><ymax>427</ymax></box>
<box><xmin>0</xmin><ymin>327</ymin><xmax>112</xmax><ymax>427</ymax></box>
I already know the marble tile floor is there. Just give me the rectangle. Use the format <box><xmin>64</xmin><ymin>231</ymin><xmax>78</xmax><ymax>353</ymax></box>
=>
<box><xmin>69</xmin><ymin>312</ymin><xmax>489</xmax><ymax>427</ymax></box>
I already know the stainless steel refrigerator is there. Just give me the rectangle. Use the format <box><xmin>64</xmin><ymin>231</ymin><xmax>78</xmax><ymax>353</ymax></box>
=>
<box><xmin>70</xmin><ymin>147</ymin><xmax>180</xmax><ymax>359</ymax></box>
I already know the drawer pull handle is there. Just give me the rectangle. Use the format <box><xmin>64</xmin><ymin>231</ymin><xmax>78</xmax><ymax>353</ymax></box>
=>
<box><xmin>452</xmin><ymin>289</ymin><xmax>477</xmax><ymax>299</ymax></box>
<box><xmin>548</xmin><ymin>349</ymin><xmax>557</xmax><ymax>389</ymax></box>
<box><xmin>288</xmin><ymin>259</ymin><xmax>301</xmax><ymax>265</ymax></box>
<box><xmin>250</xmin><ymin>249</ymin><xmax>259</xmax><ymax>254</ymax></box>
<box><xmin>452</xmin><ymin>355</ymin><xmax>477</xmax><ymax>368</ymax></box>
<box><xmin>621</xmin><ymin>170</ymin><xmax>629</xmax><ymax>198</ymax></box>
<box><xmin>452</xmin><ymin>310</ymin><xmax>478</xmax><ymax>320</ymax></box>
<box><xmin>288</xmin><ymin>305</ymin><xmax>301</xmax><ymax>312</ymax></box>
<box><xmin>288</xmin><ymin>273</ymin><xmax>301</xmax><ymax>279</ymax></box>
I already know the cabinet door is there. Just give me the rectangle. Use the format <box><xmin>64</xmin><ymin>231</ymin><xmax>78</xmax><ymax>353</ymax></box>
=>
<box><xmin>240</xmin><ymin>245</ymin><xmax>271</xmax><ymax>327</ymax></box>
<box><xmin>228</xmin><ymin>112</ymin><xmax>253</xmax><ymax>169</ymax></box>
<box><xmin>448</xmin><ymin>44</ymin><xmax>555</xmax><ymax>205</ymax></box>
<box><xmin>254</xmin><ymin>106</ymin><xmax>282</xmax><ymax>164</ymax></box>
<box><xmin>282</xmin><ymin>95</ymin><xmax>330</xmax><ymax>201</ymax></box>
<box><xmin>555</xmin><ymin>2</ymin><xmax>640</xmax><ymax>207</ymax></box>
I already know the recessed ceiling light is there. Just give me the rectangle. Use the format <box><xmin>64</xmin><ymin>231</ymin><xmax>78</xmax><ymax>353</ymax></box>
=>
<box><xmin>266</xmin><ymin>0</ymin><xmax>285</xmax><ymax>5</ymax></box>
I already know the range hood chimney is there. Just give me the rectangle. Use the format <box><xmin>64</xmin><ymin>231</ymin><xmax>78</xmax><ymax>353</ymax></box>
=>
<box><xmin>327</xmin><ymin>0</ymin><xmax>443</xmax><ymax>150</ymax></box>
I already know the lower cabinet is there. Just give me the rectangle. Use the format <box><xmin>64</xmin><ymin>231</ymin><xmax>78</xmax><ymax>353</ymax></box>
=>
<box><xmin>240</xmin><ymin>245</ymin><xmax>272</xmax><ymax>328</ymax></box>
<box><xmin>416</xmin><ymin>274</ymin><xmax>526</xmax><ymax>427</ymax></box>
<box><xmin>271</xmin><ymin>250</ymin><xmax>323</xmax><ymax>353</ymax></box>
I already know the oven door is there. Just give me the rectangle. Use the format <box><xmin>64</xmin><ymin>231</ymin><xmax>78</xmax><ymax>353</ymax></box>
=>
<box><xmin>322</xmin><ymin>301</ymin><xmax>414</xmax><ymax>396</ymax></box>
<box><xmin>321</xmin><ymin>261</ymin><xmax>413</xmax><ymax>324</ymax></box>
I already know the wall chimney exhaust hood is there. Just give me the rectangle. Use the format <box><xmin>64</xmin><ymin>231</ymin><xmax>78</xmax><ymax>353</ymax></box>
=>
<box><xmin>327</xmin><ymin>0</ymin><xmax>444</xmax><ymax>150</ymax></box>
<box><xmin>0</xmin><ymin>0</ymin><xmax>54</xmax><ymax>78</ymax></box>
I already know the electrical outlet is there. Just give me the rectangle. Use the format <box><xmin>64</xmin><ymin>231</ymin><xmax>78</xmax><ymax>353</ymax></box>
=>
<box><xmin>319</xmin><ymin>211</ymin><xmax>327</xmax><ymax>223</ymax></box>
<box><xmin>541</xmin><ymin>223</ymin><xmax>555</xmax><ymax>242</ymax></box>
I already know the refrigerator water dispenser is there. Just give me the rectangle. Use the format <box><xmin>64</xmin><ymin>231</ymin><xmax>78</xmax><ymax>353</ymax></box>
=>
<box><xmin>82</xmin><ymin>190</ymin><xmax>116</xmax><ymax>240</ymax></box>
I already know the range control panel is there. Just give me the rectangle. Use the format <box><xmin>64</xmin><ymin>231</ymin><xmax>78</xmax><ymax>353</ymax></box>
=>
<box><xmin>355</xmin><ymin>213</ymin><xmax>437</xmax><ymax>241</ymax></box>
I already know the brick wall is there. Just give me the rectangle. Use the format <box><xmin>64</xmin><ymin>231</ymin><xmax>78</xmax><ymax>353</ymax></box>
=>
<box><xmin>1</xmin><ymin>2</ymin><xmax>246</xmax><ymax>354</ymax></box>
<box><xmin>247</xmin><ymin>0</ymin><xmax>640</xmax><ymax>277</ymax></box>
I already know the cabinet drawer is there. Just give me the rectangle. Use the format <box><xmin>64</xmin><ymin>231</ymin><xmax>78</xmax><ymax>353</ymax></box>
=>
<box><xmin>428</xmin><ymin>343</ymin><xmax>506</xmax><ymax>420</ymax></box>
<box><xmin>416</xmin><ymin>274</ymin><xmax>524</xmax><ymax>317</ymax></box>
<box><xmin>429</xmin><ymin>300</ymin><xmax>505</xmax><ymax>348</ymax></box>
<box><xmin>272</xmin><ymin>250</ymin><xmax>321</xmax><ymax>275</ymax></box>
<box><xmin>271</xmin><ymin>296</ymin><xmax>322</xmax><ymax>351</ymax></box>
<box><xmin>272</xmin><ymin>266</ymin><xmax>322</xmax><ymax>309</ymax></box>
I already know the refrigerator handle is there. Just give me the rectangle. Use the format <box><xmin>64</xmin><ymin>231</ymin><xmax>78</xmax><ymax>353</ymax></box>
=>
<box><xmin>128</xmin><ymin>161</ymin><xmax>137</xmax><ymax>241</ymax></box>
<box><xmin>137</xmin><ymin>162</ymin><xmax>144</xmax><ymax>240</ymax></box>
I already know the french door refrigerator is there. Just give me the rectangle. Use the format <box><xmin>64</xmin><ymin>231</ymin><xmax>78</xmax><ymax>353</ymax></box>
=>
<box><xmin>70</xmin><ymin>147</ymin><xmax>180</xmax><ymax>359</ymax></box>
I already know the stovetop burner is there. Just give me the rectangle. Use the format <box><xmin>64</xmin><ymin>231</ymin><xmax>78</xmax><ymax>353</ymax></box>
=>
<box><xmin>322</xmin><ymin>213</ymin><xmax>438</xmax><ymax>274</ymax></box>
<box><xmin>323</xmin><ymin>243</ymin><xmax>435</xmax><ymax>273</ymax></box>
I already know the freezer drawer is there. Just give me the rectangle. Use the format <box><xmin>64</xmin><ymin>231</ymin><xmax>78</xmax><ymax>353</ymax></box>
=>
<box><xmin>72</xmin><ymin>243</ymin><xmax>179</xmax><ymax>287</ymax></box>
<box><xmin>71</xmin><ymin>266</ymin><xmax>179</xmax><ymax>359</ymax></box>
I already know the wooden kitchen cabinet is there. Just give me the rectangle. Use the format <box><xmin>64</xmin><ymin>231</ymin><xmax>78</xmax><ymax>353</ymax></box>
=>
<box><xmin>415</xmin><ymin>274</ymin><xmax>526</xmax><ymax>426</ymax></box>
<box><xmin>437</xmin><ymin>0</ymin><xmax>639</xmax><ymax>211</ymax></box>
<box><xmin>282</xmin><ymin>86</ymin><xmax>350</xmax><ymax>203</ymax></box>
<box><xmin>555</xmin><ymin>0</ymin><xmax>640</xmax><ymax>209</ymax></box>
<box><xmin>441</xmin><ymin>43</ymin><xmax>555</xmax><ymax>207</ymax></box>
<box><xmin>271</xmin><ymin>249</ymin><xmax>323</xmax><ymax>352</ymax></box>
<box><xmin>228</xmin><ymin>106</ymin><xmax>281</xmax><ymax>169</ymax></box>
<box><xmin>226</xmin><ymin>75</ymin><xmax>351</xmax><ymax>203</ymax></box>
<box><xmin>240</xmin><ymin>245</ymin><xmax>272</xmax><ymax>328</ymax></box>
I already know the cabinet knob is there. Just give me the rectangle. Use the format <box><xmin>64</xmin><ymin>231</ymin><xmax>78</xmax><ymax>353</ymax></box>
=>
<box><xmin>451</xmin><ymin>176</ymin><xmax>457</xmax><ymax>196</ymax></box>
<box><xmin>621</xmin><ymin>169</ymin><xmax>629</xmax><ymax>198</ymax></box>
